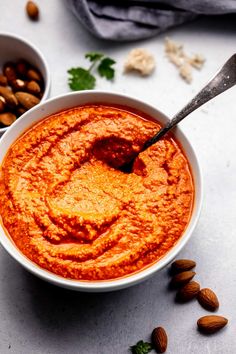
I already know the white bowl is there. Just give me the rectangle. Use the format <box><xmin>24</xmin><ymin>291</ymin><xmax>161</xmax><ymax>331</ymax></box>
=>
<box><xmin>0</xmin><ymin>32</ymin><xmax>50</xmax><ymax>135</ymax></box>
<box><xmin>0</xmin><ymin>91</ymin><xmax>203</xmax><ymax>292</ymax></box>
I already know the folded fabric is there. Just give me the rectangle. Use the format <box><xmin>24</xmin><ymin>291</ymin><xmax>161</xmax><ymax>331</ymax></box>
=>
<box><xmin>67</xmin><ymin>0</ymin><xmax>236</xmax><ymax>41</ymax></box>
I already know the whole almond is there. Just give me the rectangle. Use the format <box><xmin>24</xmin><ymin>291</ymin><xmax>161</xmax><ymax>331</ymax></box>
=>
<box><xmin>197</xmin><ymin>315</ymin><xmax>228</xmax><ymax>334</ymax></box>
<box><xmin>152</xmin><ymin>327</ymin><xmax>168</xmax><ymax>353</ymax></box>
<box><xmin>0</xmin><ymin>74</ymin><xmax>7</xmax><ymax>86</ymax></box>
<box><xmin>0</xmin><ymin>87</ymin><xmax>18</xmax><ymax>109</ymax></box>
<box><xmin>170</xmin><ymin>271</ymin><xmax>196</xmax><ymax>288</ymax></box>
<box><xmin>26</xmin><ymin>80</ymin><xmax>41</xmax><ymax>94</ymax></box>
<box><xmin>11</xmin><ymin>79</ymin><xmax>26</xmax><ymax>92</ymax></box>
<box><xmin>0</xmin><ymin>112</ymin><xmax>16</xmax><ymax>126</ymax></box>
<box><xmin>27</xmin><ymin>68</ymin><xmax>42</xmax><ymax>82</ymax></box>
<box><xmin>3</xmin><ymin>62</ymin><xmax>17</xmax><ymax>82</ymax></box>
<box><xmin>15</xmin><ymin>92</ymin><xmax>40</xmax><ymax>109</ymax></box>
<box><xmin>26</xmin><ymin>1</ymin><xmax>39</xmax><ymax>20</ymax></box>
<box><xmin>171</xmin><ymin>259</ymin><xmax>196</xmax><ymax>273</ymax></box>
<box><xmin>198</xmin><ymin>288</ymin><xmax>219</xmax><ymax>311</ymax></box>
<box><xmin>176</xmin><ymin>281</ymin><xmax>200</xmax><ymax>302</ymax></box>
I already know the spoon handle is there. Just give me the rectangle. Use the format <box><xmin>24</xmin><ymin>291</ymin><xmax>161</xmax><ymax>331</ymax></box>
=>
<box><xmin>145</xmin><ymin>54</ymin><xmax>236</xmax><ymax>148</ymax></box>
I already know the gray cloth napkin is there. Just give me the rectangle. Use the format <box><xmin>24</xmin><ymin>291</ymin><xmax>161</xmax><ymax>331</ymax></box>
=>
<box><xmin>67</xmin><ymin>0</ymin><xmax>236</xmax><ymax>41</ymax></box>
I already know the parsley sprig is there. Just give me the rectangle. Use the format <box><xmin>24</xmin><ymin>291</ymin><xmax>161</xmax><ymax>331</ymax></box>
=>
<box><xmin>68</xmin><ymin>52</ymin><xmax>116</xmax><ymax>91</ymax></box>
<box><xmin>130</xmin><ymin>340</ymin><xmax>153</xmax><ymax>354</ymax></box>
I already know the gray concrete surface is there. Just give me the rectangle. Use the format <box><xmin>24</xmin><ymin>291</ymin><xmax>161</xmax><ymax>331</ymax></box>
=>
<box><xmin>0</xmin><ymin>1</ymin><xmax>236</xmax><ymax>353</ymax></box>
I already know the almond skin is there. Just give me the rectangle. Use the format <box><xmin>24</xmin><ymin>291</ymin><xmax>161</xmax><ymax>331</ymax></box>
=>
<box><xmin>197</xmin><ymin>315</ymin><xmax>228</xmax><ymax>334</ymax></box>
<box><xmin>176</xmin><ymin>281</ymin><xmax>200</xmax><ymax>302</ymax></box>
<box><xmin>0</xmin><ymin>87</ymin><xmax>18</xmax><ymax>109</ymax></box>
<box><xmin>15</xmin><ymin>92</ymin><xmax>40</xmax><ymax>109</ymax></box>
<box><xmin>27</xmin><ymin>68</ymin><xmax>42</xmax><ymax>82</ymax></box>
<box><xmin>26</xmin><ymin>80</ymin><xmax>41</xmax><ymax>94</ymax></box>
<box><xmin>152</xmin><ymin>327</ymin><xmax>168</xmax><ymax>353</ymax></box>
<box><xmin>170</xmin><ymin>271</ymin><xmax>196</xmax><ymax>288</ymax></box>
<box><xmin>171</xmin><ymin>259</ymin><xmax>196</xmax><ymax>273</ymax></box>
<box><xmin>26</xmin><ymin>1</ymin><xmax>39</xmax><ymax>20</ymax></box>
<box><xmin>198</xmin><ymin>288</ymin><xmax>219</xmax><ymax>311</ymax></box>
<box><xmin>0</xmin><ymin>74</ymin><xmax>7</xmax><ymax>86</ymax></box>
<box><xmin>3</xmin><ymin>62</ymin><xmax>17</xmax><ymax>82</ymax></box>
<box><xmin>0</xmin><ymin>112</ymin><xmax>16</xmax><ymax>126</ymax></box>
<box><xmin>11</xmin><ymin>79</ymin><xmax>26</xmax><ymax>92</ymax></box>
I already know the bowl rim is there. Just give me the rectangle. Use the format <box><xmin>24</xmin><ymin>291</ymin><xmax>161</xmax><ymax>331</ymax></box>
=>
<box><xmin>0</xmin><ymin>31</ymin><xmax>51</xmax><ymax>133</ymax></box>
<box><xmin>0</xmin><ymin>90</ymin><xmax>203</xmax><ymax>292</ymax></box>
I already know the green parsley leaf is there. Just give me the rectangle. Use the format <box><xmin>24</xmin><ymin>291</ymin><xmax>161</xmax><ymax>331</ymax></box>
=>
<box><xmin>68</xmin><ymin>67</ymin><xmax>96</xmax><ymax>91</ymax></box>
<box><xmin>68</xmin><ymin>52</ymin><xmax>116</xmax><ymax>91</ymax></box>
<box><xmin>97</xmin><ymin>57</ymin><xmax>116</xmax><ymax>80</ymax></box>
<box><xmin>85</xmin><ymin>52</ymin><xmax>104</xmax><ymax>62</ymax></box>
<box><xmin>130</xmin><ymin>340</ymin><xmax>153</xmax><ymax>354</ymax></box>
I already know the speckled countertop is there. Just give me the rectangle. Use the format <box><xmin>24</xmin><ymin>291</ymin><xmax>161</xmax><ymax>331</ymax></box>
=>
<box><xmin>0</xmin><ymin>1</ymin><xmax>236</xmax><ymax>353</ymax></box>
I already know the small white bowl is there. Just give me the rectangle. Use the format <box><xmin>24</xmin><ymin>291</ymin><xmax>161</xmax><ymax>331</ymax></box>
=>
<box><xmin>0</xmin><ymin>32</ymin><xmax>50</xmax><ymax>135</ymax></box>
<box><xmin>0</xmin><ymin>91</ymin><xmax>203</xmax><ymax>292</ymax></box>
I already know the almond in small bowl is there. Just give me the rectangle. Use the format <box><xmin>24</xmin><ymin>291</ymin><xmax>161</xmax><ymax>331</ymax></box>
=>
<box><xmin>0</xmin><ymin>33</ymin><xmax>50</xmax><ymax>135</ymax></box>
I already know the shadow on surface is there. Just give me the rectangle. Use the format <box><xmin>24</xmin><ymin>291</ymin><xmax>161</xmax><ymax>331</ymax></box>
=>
<box><xmin>0</xmin><ymin>252</ymin><xmax>166</xmax><ymax>337</ymax></box>
<box><xmin>23</xmin><ymin>270</ymin><xmax>133</xmax><ymax>321</ymax></box>
<box><xmin>0</xmin><ymin>231</ymin><xmax>202</xmax><ymax>353</ymax></box>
